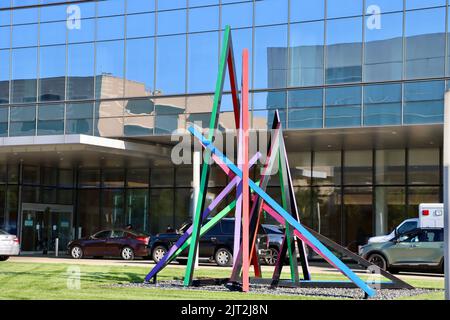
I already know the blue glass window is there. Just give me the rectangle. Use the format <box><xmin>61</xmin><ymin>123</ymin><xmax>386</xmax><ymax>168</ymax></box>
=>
<box><xmin>97</xmin><ymin>0</ymin><xmax>125</xmax><ymax>17</ymax></box>
<box><xmin>127</xmin><ymin>0</ymin><xmax>155</xmax><ymax>13</ymax></box>
<box><xmin>325</xmin><ymin>86</ymin><xmax>361</xmax><ymax>128</ymax></box>
<box><xmin>326</xmin><ymin>17</ymin><xmax>362</xmax><ymax>84</ymax></box>
<box><xmin>156</xmin><ymin>35</ymin><xmax>186</xmax><ymax>95</ymax></box>
<box><xmin>40</xmin><ymin>21</ymin><xmax>66</xmax><ymax>46</ymax></box>
<box><xmin>68</xmin><ymin>18</ymin><xmax>95</xmax><ymax>43</ymax></box>
<box><xmin>221</xmin><ymin>2</ymin><xmax>252</xmax><ymax>29</ymax></box>
<box><xmin>0</xmin><ymin>49</ymin><xmax>9</xmax><ymax>105</ymax></box>
<box><xmin>12</xmin><ymin>7</ymin><xmax>38</xmax><ymax>24</ymax></box>
<box><xmin>37</xmin><ymin>104</ymin><xmax>64</xmax><ymax>135</ymax></box>
<box><xmin>66</xmin><ymin>102</ymin><xmax>93</xmax><ymax>135</ymax></box>
<box><xmin>405</xmin><ymin>8</ymin><xmax>446</xmax><ymax>79</ymax></box>
<box><xmin>125</xmin><ymin>38</ymin><xmax>154</xmax><ymax>97</ymax></box>
<box><xmin>12</xmin><ymin>24</ymin><xmax>38</xmax><ymax>47</ymax></box>
<box><xmin>95</xmin><ymin>40</ymin><xmax>125</xmax><ymax>99</ymax></box>
<box><xmin>0</xmin><ymin>107</ymin><xmax>7</xmax><ymax>136</ymax></box>
<box><xmin>288</xmin><ymin>88</ymin><xmax>323</xmax><ymax>129</ymax></box>
<box><xmin>327</xmin><ymin>0</ymin><xmax>363</xmax><ymax>18</ymax></box>
<box><xmin>252</xmin><ymin>91</ymin><xmax>286</xmax><ymax>111</ymax></box>
<box><xmin>0</xmin><ymin>26</ymin><xmax>10</xmax><ymax>49</ymax></box>
<box><xmin>364</xmin><ymin>83</ymin><xmax>402</xmax><ymax>126</ymax></box>
<box><xmin>127</xmin><ymin>13</ymin><xmax>155</xmax><ymax>38</ymax></box>
<box><xmin>289</xmin><ymin>21</ymin><xmax>324</xmax><ymax>87</ymax></box>
<box><xmin>188</xmin><ymin>32</ymin><xmax>218</xmax><ymax>93</ymax></box>
<box><xmin>364</xmin><ymin>12</ymin><xmax>403</xmax><ymax>82</ymax></box>
<box><xmin>189</xmin><ymin>6</ymin><xmax>219</xmax><ymax>32</ymax></box>
<box><xmin>67</xmin><ymin>43</ymin><xmax>94</xmax><ymax>100</ymax></box>
<box><xmin>39</xmin><ymin>45</ymin><xmax>66</xmax><ymax>102</ymax></box>
<box><xmin>11</xmin><ymin>47</ymin><xmax>37</xmax><ymax>103</ymax></box>
<box><xmin>97</xmin><ymin>15</ymin><xmax>124</xmax><ymax>41</ymax></box>
<box><xmin>255</xmin><ymin>0</ymin><xmax>288</xmax><ymax>26</ymax></box>
<box><xmin>366</xmin><ymin>0</ymin><xmax>403</xmax><ymax>13</ymax></box>
<box><xmin>406</xmin><ymin>0</ymin><xmax>446</xmax><ymax>10</ymax></box>
<box><xmin>290</xmin><ymin>0</ymin><xmax>324</xmax><ymax>22</ymax></box>
<box><xmin>40</xmin><ymin>4</ymin><xmax>66</xmax><ymax>22</ymax></box>
<box><xmin>0</xmin><ymin>10</ymin><xmax>10</xmax><ymax>26</ymax></box>
<box><xmin>158</xmin><ymin>0</ymin><xmax>186</xmax><ymax>11</ymax></box>
<box><xmin>157</xmin><ymin>9</ymin><xmax>186</xmax><ymax>35</ymax></box>
<box><xmin>254</xmin><ymin>25</ymin><xmax>288</xmax><ymax>89</ymax></box>
<box><xmin>404</xmin><ymin>81</ymin><xmax>444</xmax><ymax>124</ymax></box>
<box><xmin>10</xmin><ymin>105</ymin><xmax>36</xmax><ymax>136</ymax></box>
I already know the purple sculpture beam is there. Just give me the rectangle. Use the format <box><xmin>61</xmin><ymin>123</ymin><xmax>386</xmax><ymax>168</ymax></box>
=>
<box><xmin>145</xmin><ymin>153</ymin><xmax>260</xmax><ymax>282</ymax></box>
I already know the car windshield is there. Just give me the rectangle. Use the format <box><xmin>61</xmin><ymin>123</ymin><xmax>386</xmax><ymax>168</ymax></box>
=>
<box><xmin>397</xmin><ymin>221</ymin><xmax>417</xmax><ymax>235</ymax></box>
<box><xmin>0</xmin><ymin>229</ymin><xmax>8</xmax><ymax>235</ymax></box>
<box><xmin>262</xmin><ymin>225</ymin><xmax>283</xmax><ymax>235</ymax></box>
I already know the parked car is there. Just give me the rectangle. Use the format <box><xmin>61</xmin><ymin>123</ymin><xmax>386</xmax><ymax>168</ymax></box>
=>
<box><xmin>0</xmin><ymin>229</ymin><xmax>20</xmax><ymax>261</ymax></box>
<box><xmin>367</xmin><ymin>218</ymin><xmax>418</xmax><ymax>244</ymax></box>
<box><xmin>257</xmin><ymin>224</ymin><xmax>284</xmax><ymax>266</ymax></box>
<box><xmin>149</xmin><ymin>218</ymin><xmax>281</xmax><ymax>267</ymax></box>
<box><xmin>68</xmin><ymin>229</ymin><xmax>150</xmax><ymax>260</ymax></box>
<box><xmin>359</xmin><ymin>228</ymin><xmax>444</xmax><ymax>274</ymax></box>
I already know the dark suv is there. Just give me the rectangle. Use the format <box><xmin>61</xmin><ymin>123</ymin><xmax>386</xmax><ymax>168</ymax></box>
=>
<box><xmin>149</xmin><ymin>218</ymin><xmax>281</xmax><ymax>267</ymax></box>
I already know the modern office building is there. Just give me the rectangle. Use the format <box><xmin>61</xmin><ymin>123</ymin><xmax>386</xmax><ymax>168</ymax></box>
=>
<box><xmin>0</xmin><ymin>0</ymin><xmax>446</xmax><ymax>253</ymax></box>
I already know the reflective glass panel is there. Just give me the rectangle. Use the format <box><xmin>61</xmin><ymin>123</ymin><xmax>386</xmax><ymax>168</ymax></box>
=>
<box><xmin>408</xmin><ymin>148</ymin><xmax>440</xmax><ymax>185</ymax></box>
<box><xmin>11</xmin><ymin>47</ymin><xmax>37</xmax><ymax>103</ymax></box>
<box><xmin>37</xmin><ymin>103</ymin><xmax>64</xmax><ymax>135</ymax></box>
<box><xmin>254</xmin><ymin>25</ymin><xmax>287</xmax><ymax>89</ymax></box>
<box><xmin>95</xmin><ymin>40</ymin><xmax>125</xmax><ymax>99</ymax></box>
<box><xmin>313</xmin><ymin>151</ymin><xmax>341</xmax><ymax>185</ymax></box>
<box><xmin>364</xmin><ymin>83</ymin><xmax>401</xmax><ymax>126</ymax></box>
<box><xmin>288</xmin><ymin>88</ymin><xmax>323</xmax><ymax>129</ymax></box>
<box><xmin>364</xmin><ymin>12</ymin><xmax>403</xmax><ymax>82</ymax></box>
<box><xmin>39</xmin><ymin>45</ymin><xmax>66</xmax><ymax>102</ymax></box>
<box><xmin>289</xmin><ymin>21</ymin><xmax>324</xmax><ymax>87</ymax></box>
<box><xmin>157</xmin><ymin>9</ymin><xmax>186</xmax><ymax>35</ymax></box>
<box><xmin>67</xmin><ymin>43</ymin><xmax>95</xmax><ymax>100</ymax></box>
<box><xmin>405</xmin><ymin>7</ymin><xmax>446</xmax><ymax>79</ymax></box>
<box><xmin>188</xmin><ymin>32</ymin><xmax>218</xmax><ymax>93</ymax></box>
<box><xmin>404</xmin><ymin>81</ymin><xmax>444</xmax><ymax>124</ymax></box>
<box><xmin>255</xmin><ymin>0</ymin><xmax>288</xmax><ymax>26</ymax></box>
<box><xmin>326</xmin><ymin>17</ymin><xmax>362</xmax><ymax>84</ymax></box>
<box><xmin>221</xmin><ymin>2</ymin><xmax>252</xmax><ymax>29</ymax></box>
<box><xmin>188</xmin><ymin>6</ymin><xmax>218</xmax><ymax>32</ymax></box>
<box><xmin>127</xmin><ymin>12</ymin><xmax>155</xmax><ymax>38</ymax></box>
<box><xmin>156</xmin><ymin>35</ymin><xmax>186</xmax><ymax>95</ymax></box>
<box><xmin>375</xmin><ymin>149</ymin><xmax>405</xmax><ymax>185</ymax></box>
<box><xmin>125</xmin><ymin>38</ymin><xmax>154</xmax><ymax>97</ymax></box>
<box><xmin>327</xmin><ymin>0</ymin><xmax>363</xmax><ymax>18</ymax></box>
<box><xmin>325</xmin><ymin>86</ymin><xmax>361</xmax><ymax>128</ymax></box>
<box><xmin>0</xmin><ymin>50</ymin><xmax>9</xmax><ymax>105</ymax></box>
<box><xmin>290</xmin><ymin>0</ymin><xmax>324</xmax><ymax>22</ymax></box>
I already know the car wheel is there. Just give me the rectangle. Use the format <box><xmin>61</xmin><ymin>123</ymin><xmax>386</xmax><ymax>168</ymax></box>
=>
<box><xmin>264</xmin><ymin>247</ymin><xmax>279</xmax><ymax>266</ymax></box>
<box><xmin>367</xmin><ymin>253</ymin><xmax>387</xmax><ymax>270</ymax></box>
<box><xmin>70</xmin><ymin>246</ymin><xmax>83</xmax><ymax>259</ymax></box>
<box><xmin>0</xmin><ymin>256</ymin><xmax>9</xmax><ymax>261</ymax></box>
<box><xmin>121</xmin><ymin>247</ymin><xmax>135</xmax><ymax>260</ymax></box>
<box><xmin>152</xmin><ymin>246</ymin><xmax>167</xmax><ymax>263</ymax></box>
<box><xmin>215</xmin><ymin>248</ymin><xmax>233</xmax><ymax>267</ymax></box>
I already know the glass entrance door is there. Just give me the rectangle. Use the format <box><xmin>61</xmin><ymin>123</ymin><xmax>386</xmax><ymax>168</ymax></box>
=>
<box><xmin>21</xmin><ymin>204</ymin><xmax>73</xmax><ymax>253</ymax></box>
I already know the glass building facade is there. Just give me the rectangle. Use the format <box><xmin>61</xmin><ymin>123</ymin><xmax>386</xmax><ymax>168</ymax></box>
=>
<box><xmin>0</xmin><ymin>0</ymin><xmax>446</xmax><ymax>251</ymax></box>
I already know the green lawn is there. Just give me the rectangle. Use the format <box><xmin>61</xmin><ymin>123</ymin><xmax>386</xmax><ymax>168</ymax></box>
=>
<box><xmin>0</xmin><ymin>261</ymin><xmax>444</xmax><ymax>300</ymax></box>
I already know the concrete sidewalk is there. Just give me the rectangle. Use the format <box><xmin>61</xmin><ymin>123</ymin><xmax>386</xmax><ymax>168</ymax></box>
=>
<box><xmin>6</xmin><ymin>255</ymin><xmax>444</xmax><ymax>282</ymax></box>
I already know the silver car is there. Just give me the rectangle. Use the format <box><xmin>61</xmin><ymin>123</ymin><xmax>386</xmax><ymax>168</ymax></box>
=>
<box><xmin>0</xmin><ymin>229</ymin><xmax>20</xmax><ymax>261</ymax></box>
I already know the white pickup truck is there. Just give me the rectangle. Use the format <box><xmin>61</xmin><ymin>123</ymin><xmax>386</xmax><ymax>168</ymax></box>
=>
<box><xmin>367</xmin><ymin>203</ymin><xmax>443</xmax><ymax>244</ymax></box>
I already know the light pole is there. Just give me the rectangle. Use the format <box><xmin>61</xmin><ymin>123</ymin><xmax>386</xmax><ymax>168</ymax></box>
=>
<box><xmin>443</xmin><ymin>91</ymin><xmax>450</xmax><ymax>300</ymax></box>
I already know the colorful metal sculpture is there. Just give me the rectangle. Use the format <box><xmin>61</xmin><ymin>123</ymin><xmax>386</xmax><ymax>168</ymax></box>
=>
<box><xmin>144</xmin><ymin>25</ymin><xmax>413</xmax><ymax>298</ymax></box>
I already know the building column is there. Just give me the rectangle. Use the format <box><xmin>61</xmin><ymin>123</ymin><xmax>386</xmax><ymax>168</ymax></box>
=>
<box><xmin>443</xmin><ymin>91</ymin><xmax>450</xmax><ymax>300</ymax></box>
<box><xmin>375</xmin><ymin>187</ymin><xmax>388</xmax><ymax>236</ymax></box>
